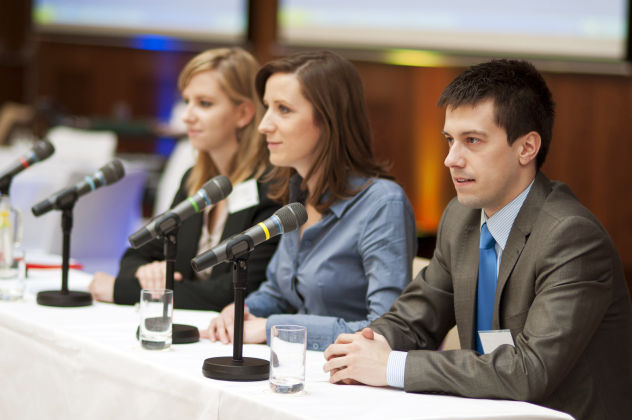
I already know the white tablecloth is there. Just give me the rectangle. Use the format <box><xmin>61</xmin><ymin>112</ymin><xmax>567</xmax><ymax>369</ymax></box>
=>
<box><xmin>0</xmin><ymin>271</ymin><xmax>574</xmax><ymax>420</ymax></box>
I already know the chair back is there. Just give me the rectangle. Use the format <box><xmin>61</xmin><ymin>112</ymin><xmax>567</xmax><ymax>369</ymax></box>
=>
<box><xmin>70</xmin><ymin>168</ymin><xmax>147</xmax><ymax>274</ymax></box>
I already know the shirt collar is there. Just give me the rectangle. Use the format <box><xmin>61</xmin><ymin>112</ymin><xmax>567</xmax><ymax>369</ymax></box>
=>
<box><xmin>328</xmin><ymin>176</ymin><xmax>372</xmax><ymax>218</ymax></box>
<box><xmin>288</xmin><ymin>174</ymin><xmax>370</xmax><ymax>219</ymax></box>
<box><xmin>480</xmin><ymin>178</ymin><xmax>535</xmax><ymax>250</ymax></box>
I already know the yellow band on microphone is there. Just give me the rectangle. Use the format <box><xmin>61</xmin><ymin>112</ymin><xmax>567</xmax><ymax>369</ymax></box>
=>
<box><xmin>258</xmin><ymin>222</ymin><xmax>270</xmax><ymax>240</ymax></box>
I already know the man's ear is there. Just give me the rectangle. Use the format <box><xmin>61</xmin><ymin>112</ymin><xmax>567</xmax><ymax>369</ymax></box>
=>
<box><xmin>517</xmin><ymin>131</ymin><xmax>541</xmax><ymax>167</ymax></box>
<box><xmin>236</xmin><ymin>101</ymin><xmax>255</xmax><ymax>129</ymax></box>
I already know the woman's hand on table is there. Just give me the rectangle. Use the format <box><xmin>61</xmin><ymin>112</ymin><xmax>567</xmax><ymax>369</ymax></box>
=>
<box><xmin>88</xmin><ymin>272</ymin><xmax>115</xmax><ymax>302</ymax></box>
<box><xmin>201</xmin><ymin>303</ymin><xmax>267</xmax><ymax>344</ymax></box>
<box><xmin>135</xmin><ymin>261</ymin><xmax>182</xmax><ymax>290</ymax></box>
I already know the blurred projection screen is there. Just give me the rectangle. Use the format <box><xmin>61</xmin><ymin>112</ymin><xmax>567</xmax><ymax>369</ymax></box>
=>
<box><xmin>33</xmin><ymin>0</ymin><xmax>248</xmax><ymax>43</ymax></box>
<box><xmin>279</xmin><ymin>0</ymin><xmax>629</xmax><ymax>61</ymax></box>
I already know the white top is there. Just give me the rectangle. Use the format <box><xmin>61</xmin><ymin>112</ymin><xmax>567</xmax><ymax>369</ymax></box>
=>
<box><xmin>195</xmin><ymin>203</ymin><xmax>228</xmax><ymax>280</ymax></box>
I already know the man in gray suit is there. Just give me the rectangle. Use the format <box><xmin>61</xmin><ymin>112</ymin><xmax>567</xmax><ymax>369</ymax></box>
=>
<box><xmin>324</xmin><ymin>59</ymin><xmax>632</xmax><ymax>420</ymax></box>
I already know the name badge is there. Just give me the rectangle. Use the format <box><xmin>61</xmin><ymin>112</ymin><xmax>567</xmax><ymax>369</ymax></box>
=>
<box><xmin>478</xmin><ymin>329</ymin><xmax>515</xmax><ymax>354</ymax></box>
<box><xmin>227</xmin><ymin>179</ymin><xmax>260</xmax><ymax>214</ymax></box>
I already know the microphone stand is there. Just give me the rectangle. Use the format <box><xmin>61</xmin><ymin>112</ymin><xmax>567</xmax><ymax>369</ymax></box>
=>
<box><xmin>163</xmin><ymin>229</ymin><xmax>199</xmax><ymax>344</ymax></box>
<box><xmin>37</xmin><ymin>198</ymin><xmax>92</xmax><ymax>307</ymax></box>
<box><xmin>202</xmin><ymin>235</ymin><xmax>269</xmax><ymax>381</ymax></box>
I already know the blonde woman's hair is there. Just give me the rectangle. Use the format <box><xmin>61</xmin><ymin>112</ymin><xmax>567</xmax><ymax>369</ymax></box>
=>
<box><xmin>178</xmin><ymin>47</ymin><xmax>268</xmax><ymax>195</ymax></box>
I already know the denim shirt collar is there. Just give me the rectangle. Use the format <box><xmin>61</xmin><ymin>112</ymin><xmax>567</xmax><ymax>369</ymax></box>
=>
<box><xmin>289</xmin><ymin>173</ymin><xmax>371</xmax><ymax>219</ymax></box>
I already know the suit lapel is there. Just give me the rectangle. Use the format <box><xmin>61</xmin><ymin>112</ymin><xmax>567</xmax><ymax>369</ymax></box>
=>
<box><xmin>493</xmin><ymin>172</ymin><xmax>551</xmax><ymax>327</ymax></box>
<box><xmin>455</xmin><ymin>214</ymin><xmax>480</xmax><ymax>350</ymax></box>
<box><xmin>493</xmin><ymin>229</ymin><xmax>527</xmax><ymax>328</ymax></box>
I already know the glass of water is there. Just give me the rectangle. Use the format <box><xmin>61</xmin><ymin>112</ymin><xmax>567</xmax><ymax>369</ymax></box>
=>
<box><xmin>269</xmin><ymin>325</ymin><xmax>307</xmax><ymax>393</ymax></box>
<box><xmin>0</xmin><ymin>246</ymin><xmax>25</xmax><ymax>301</ymax></box>
<box><xmin>139</xmin><ymin>289</ymin><xmax>173</xmax><ymax>351</ymax></box>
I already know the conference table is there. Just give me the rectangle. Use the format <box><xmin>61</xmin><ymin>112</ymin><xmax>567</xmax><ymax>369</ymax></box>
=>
<box><xmin>0</xmin><ymin>269</ymin><xmax>574</xmax><ymax>420</ymax></box>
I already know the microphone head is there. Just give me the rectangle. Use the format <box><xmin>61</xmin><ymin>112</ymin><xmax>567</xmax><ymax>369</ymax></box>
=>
<box><xmin>100</xmin><ymin>159</ymin><xmax>125</xmax><ymax>184</ymax></box>
<box><xmin>32</xmin><ymin>199</ymin><xmax>52</xmax><ymax>217</ymax></box>
<box><xmin>128</xmin><ymin>226</ymin><xmax>153</xmax><ymax>249</ymax></box>
<box><xmin>33</xmin><ymin>139</ymin><xmax>55</xmax><ymax>161</ymax></box>
<box><xmin>191</xmin><ymin>252</ymin><xmax>212</xmax><ymax>273</ymax></box>
<box><xmin>275</xmin><ymin>202</ymin><xmax>307</xmax><ymax>233</ymax></box>
<box><xmin>202</xmin><ymin>175</ymin><xmax>232</xmax><ymax>203</ymax></box>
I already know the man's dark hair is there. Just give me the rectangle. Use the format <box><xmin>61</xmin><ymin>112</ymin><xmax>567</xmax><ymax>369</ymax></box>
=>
<box><xmin>438</xmin><ymin>59</ymin><xmax>555</xmax><ymax>168</ymax></box>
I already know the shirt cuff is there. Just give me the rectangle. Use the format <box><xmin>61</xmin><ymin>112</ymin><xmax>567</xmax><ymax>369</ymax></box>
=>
<box><xmin>386</xmin><ymin>351</ymin><xmax>407</xmax><ymax>388</ymax></box>
<box><xmin>266</xmin><ymin>314</ymin><xmax>333</xmax><ymax>351</ymax></box>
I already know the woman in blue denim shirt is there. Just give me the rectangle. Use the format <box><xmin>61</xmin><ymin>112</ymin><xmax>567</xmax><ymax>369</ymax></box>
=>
<box><xmin>202</xmin><ymin>51</ymin><xmax>417</xmax><ymax>350</ymax></box>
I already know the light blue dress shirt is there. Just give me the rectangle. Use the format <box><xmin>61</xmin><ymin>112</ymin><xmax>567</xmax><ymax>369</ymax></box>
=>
<box><xmin>245</xmin><ymin>175</ymin><xmax>417</xmax><ymax>351</ymax></box>
<box><xmin>386</xmin><ymin>180</ymin><xmax>534</xmax><ymax>388</ymax></box>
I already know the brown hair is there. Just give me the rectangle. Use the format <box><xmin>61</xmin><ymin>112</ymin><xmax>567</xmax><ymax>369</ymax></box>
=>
<box><xmin>255</xmin><ymin>50</ymin><xmax>390</xmax><ymax>212</ymax></box>
<box><xmin>178</xmin><ymin>47</ymin><xmax>268</xmax><ymax>195</ymax></box>
<box><xmin>438</xmin><ymin>59</ymin><xmax>555</xmax><ymax>169</ymax></box>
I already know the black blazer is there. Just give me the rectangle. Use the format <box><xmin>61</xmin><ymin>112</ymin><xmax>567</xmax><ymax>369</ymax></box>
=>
<box><xmin>113</xmin><ymin>169</ymin><xmax>281</xmax><ymax>310</ymax></box>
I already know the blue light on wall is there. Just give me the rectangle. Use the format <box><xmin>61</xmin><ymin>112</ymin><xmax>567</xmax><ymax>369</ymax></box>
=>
<box><xmin>155</xmin><ymin>137</ymin><xmax>176</xmax><ymax>156</ymax></box>
<box><xmin>130</xmin><ymin>34</ymin><xmax>183</xmax><ymax>157</ymax></box>
<box><xmin>131</xmin><ymin>34</ymin><xmax>183</xmax><ymax>52</ymax></box>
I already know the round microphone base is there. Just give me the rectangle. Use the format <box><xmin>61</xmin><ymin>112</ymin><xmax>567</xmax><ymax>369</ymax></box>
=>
<box><xmin>37</xmin><ymin>290</ymin><xmax>92</xmax><ymax>307</ymax></box>
<box><xmin>173</xmin><ymin>323</ymin><xmax>200</xmax><ymax>344</ymax></box>
<box><xmin>202</xmin><ymin>356</ymin><xmax>269</xmax><ymax>381</ymax></box>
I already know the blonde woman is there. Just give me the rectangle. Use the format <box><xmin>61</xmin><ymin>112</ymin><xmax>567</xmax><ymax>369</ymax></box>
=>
<box><xmin>89</xmin><ymin>48</ymin><xmax>280</xmax><ymax>310</ymax></box>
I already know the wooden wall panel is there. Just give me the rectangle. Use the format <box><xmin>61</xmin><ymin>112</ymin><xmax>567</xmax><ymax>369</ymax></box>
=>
<box><xmin>355</xmin><ymin>62</ymin><xmax>416</xmax><ymax>198</ymax></box>
<box><xmin>543</xmin><ymin>72</ymin><xmax>632</xmax><ymax>286</ymax></box>
<box><xmin>35</xmin><ymin>42</ymin><xmax>195</xmax><ymax>119</ymax></box>
<box><xmin>0</xmin><ymin>67</ymin><xmax>26</xmax><ymax>104</ymax></box>
<box><xmin>409</xmin><ymin>66</ymin><xmax>461</xmax><ymax>232</ymax></box>
<box><xmin>0</xmin><ymin>1</ymin><xmax>32</xmax><ymax>104</ymax></box>
<box><xmin>353</xmin><ymin>63</ymin><xmax>460</xmax><ymax>234</ymax></box>
<box><xmin>53</xmin><ymin>69</ymin><xmax>93</xmax><ymax>114</ymax></box>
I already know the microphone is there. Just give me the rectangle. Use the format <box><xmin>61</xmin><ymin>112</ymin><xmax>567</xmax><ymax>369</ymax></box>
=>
<box><xmin>32</xmin><ymin>159</ymin><xmax>125</xmax><ymax>216</ymax></box>
<box><xmin>128</xmin><ymin>175</ymin><xmax>232</xmax><ymax>249</ymax></box>
<box><xmin>191</xmin><ymin>202</ymin><xmax>307</xmax><ymax>271</ymax></box>
<box><xmin>0</xmin><ymin>139</ymin><xmax>55</xmax><ymax>192</ymax></box>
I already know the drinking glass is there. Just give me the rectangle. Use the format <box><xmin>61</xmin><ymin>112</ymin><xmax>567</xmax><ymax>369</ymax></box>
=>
<box><xmin>269</xmin><ymin>325</ymin><xmax>307</xmax><ymax>393</ymax></box>
<box><xmin>139</xmin><ymin>289</ymin><xmax>173</xmax><ymax>350</ymax></box>
<box><xmin>0</xmin><ymin>195</ymin><xmax>23</xmax><ymax>300</ymax></box>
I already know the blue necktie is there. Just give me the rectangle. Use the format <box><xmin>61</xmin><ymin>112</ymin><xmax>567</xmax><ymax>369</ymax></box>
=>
<box><xmin>476</xmin><ymin>223</ymin><xmax>497</xmax><ymax>354</ymax></box>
